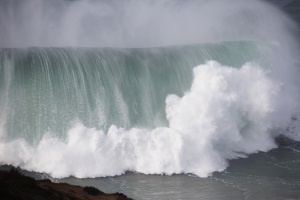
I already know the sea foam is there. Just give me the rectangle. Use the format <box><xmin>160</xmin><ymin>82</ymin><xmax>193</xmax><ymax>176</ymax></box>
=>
<box><xmin>0</xmin><ymin>60</ymin><xmax>294</xmax><ymax>178</ymax></box>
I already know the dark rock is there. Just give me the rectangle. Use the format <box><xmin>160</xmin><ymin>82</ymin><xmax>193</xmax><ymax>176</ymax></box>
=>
<box><xmin>0</xmin><ymin>168</ymin><xmax>133</xmax><ymax>200</ymax></box>
<box><xmin>83</xmin><ymin>186</ymin><xmax>105</xmax><ymax>195</ymax></box>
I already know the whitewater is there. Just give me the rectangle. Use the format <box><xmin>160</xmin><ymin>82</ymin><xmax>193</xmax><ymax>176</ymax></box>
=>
<box><xmin>0</xmin><ymin>0</ymin><xmax>299</xmax><ymax>187</ymax></box>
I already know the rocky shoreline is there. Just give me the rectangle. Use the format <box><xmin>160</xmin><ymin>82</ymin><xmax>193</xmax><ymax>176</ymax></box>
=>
<box><xmin>0</xmin><ymin>168</ymin><xmax>132</xmax><ymax>200</ymax></box>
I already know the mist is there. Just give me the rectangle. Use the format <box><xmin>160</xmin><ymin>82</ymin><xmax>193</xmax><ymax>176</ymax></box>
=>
<box><xmin>0</xmin><ymin>0</ymin><xmax>300</xmax><ymax>179</ymax></box>
<box><xmin>0</xmin><ymin>0</ymin><xmax>297</xmax><ymax>48</ymax></box>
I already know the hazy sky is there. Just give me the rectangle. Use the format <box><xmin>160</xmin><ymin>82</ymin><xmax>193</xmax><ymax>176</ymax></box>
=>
<box><xmin>0</xmin><ymin>0</ymin><xmax>296</xmax><ymax>47</ymax></box>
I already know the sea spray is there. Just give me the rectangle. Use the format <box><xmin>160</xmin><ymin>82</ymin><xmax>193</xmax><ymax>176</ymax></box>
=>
<box><xmin>0</xmin><ymin>60</ymin><xmax>296</xmax><ymax>178</ymax></box>
<box><xmin>0</xmin><ymin>0</ymin><xmax>299</xmax><ymax>178</ymax></box>
<box><xmin>0</xmin><ymin>43</ymin><xmax>260</xmax><ymax>143</ymax></box>
<box><xmin>0</xmin><ymin>0</ymin><xmax>297</xmax><ymax>48</ymax></box>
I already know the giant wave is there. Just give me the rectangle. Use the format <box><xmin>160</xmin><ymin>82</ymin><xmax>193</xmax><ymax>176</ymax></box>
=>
<box><xmin>0</xmin><ymin>0</ymin><xmax>299</xmax><ymax>178</ymax></box>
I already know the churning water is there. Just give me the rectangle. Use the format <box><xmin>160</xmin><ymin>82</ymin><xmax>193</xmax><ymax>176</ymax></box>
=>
<box><xmin>0</xmin><ymin>0</ymin><xmax>300</xmax><ymax>199</ymax></box>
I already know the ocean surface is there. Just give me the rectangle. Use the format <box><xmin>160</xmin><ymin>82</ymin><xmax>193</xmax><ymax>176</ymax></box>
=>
<box><xmin>0</xmin><ymin>0</ymin><xmax>300</xmax><ymax>199</ymax></box>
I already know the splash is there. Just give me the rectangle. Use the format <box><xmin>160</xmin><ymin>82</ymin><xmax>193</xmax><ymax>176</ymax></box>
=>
<box><xmin>0</xmin><ymin>61</ymin><xmax>296</xmax><ymax>178</ymax></box>
<box><xmin>0</xmin><ymin>0</ymin><xmax>299</xmax><ymax>178</ymax></box>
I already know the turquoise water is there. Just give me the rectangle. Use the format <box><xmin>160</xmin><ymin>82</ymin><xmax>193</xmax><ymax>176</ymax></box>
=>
<box><xmin>0</xmin><ymin>39</ymin><xmax>299</xmax><ymax>199</ymax></box>
<box><xmin>0</xmin><ymin>41</ymin><xmax>261</xmax><ymax>143</ymax></box>
<box><xmin>0</xmin><ymin>0</ymin><xmax>300</xmax><ymax>199</ymax></box>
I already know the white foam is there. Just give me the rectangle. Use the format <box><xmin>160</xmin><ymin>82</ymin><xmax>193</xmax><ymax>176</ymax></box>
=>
<box><xmin>0</xmin><ymin>61</ymin><xmax>296</xmax><ymax>178</ymax></box>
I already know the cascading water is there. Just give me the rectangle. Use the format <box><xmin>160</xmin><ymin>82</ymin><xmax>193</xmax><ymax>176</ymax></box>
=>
<box><xmin>0</xmin><ymin>42</ymin><xmax>261</xmax><ymax>143</ymax></box>
<box><xmin>0</xmin><ymin>0</ymin><xmax>299</xmax><ymax>181</ymax></box>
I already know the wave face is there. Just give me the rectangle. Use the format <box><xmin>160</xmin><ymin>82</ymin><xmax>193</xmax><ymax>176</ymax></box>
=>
<box><xmin>0</xmin><ymin>43</ymin><xmax>261</xmax><ymax>143</ymax></box>
<box><xmin>0</xmin><ymin>0</ymin><xmax>299</xmax><ymax>178</ymax></box>
<box><xmin>0</xmin><ymin>42</ymin><xmax>298</xmax><ymax>178</ymax></box>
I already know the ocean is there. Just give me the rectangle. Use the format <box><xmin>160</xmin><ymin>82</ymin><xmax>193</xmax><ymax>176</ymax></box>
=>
<box><xmin>0</xmin><ymin>0</ymin><xmax>300</xmax><ymax>199</ymax></box>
